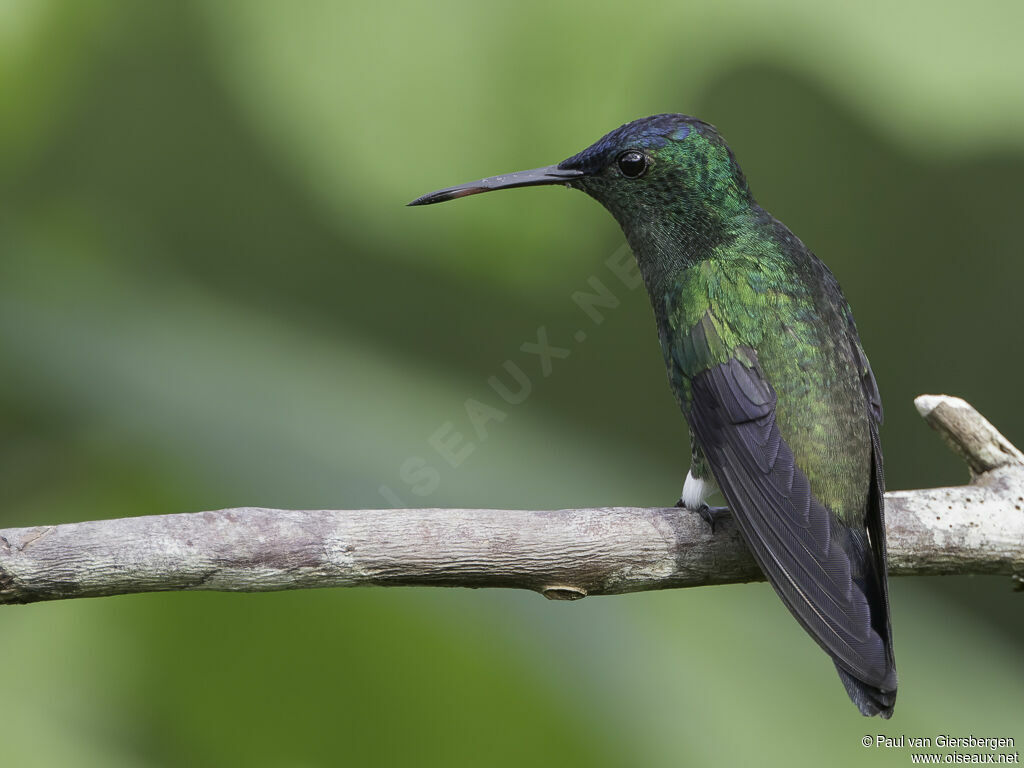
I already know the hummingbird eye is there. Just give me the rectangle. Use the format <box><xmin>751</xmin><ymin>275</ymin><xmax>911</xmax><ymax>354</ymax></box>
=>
<box><xmin>616</xmin><ymin>150</ymin><xmax>648</xmax><ymax>178</ymax></box>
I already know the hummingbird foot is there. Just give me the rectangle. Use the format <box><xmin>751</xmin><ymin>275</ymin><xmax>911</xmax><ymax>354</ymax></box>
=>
<box><xmin>675</xmin><ymin>468</ymin><xmax>725</xmax><ymax>532</ymax></box>
<box><xmin>673</xmin><ymin>492</ymin><xmax>729</xmax><ymax>534</ymax></box>
<box><xmin>695</xmin><ymin>504</ymin><xmax>729</xmax><ymax>534</ymax></box>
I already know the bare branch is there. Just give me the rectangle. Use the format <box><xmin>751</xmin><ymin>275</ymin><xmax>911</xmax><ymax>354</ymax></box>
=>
<box><xmin>2</xmin><ymin>395</ymin><xmax>1022</xmax><ymax>606</ymax></box>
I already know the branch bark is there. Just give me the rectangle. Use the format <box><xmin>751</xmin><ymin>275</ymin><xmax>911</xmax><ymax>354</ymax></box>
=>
<box><xmin>2</xmin><ymin>395</ymin><xmax>1023</xmax><ymax>606</ymax></box>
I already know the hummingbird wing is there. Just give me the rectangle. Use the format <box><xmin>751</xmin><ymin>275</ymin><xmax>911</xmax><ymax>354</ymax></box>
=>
<box><xmin>682</xmin><ymin>336</ymin><xmax>895</xmax><ymax>695</ymax></box>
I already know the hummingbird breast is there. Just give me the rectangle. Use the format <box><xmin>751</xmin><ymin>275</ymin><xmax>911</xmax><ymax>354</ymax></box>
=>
<box><xmin>659</xmin><ymin>214</ymin><xmax>875</xmax><ymax>525</ymax></box>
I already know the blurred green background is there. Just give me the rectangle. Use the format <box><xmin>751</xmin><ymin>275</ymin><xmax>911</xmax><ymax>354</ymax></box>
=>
<box><xmin>2</xmin><ymin>1</ymin><xmax>1022</xmax><ymax>766</ymax></box>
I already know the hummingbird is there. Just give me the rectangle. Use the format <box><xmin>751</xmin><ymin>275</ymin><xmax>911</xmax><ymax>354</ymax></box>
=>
<box><xmin>409</xmin><ymin>114</ymin><xmax>897</xmax><ymax>717</ymax></box>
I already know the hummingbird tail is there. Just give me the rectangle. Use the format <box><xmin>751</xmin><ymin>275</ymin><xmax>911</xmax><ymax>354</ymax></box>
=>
<box><xmin>834</xmin><ymin>663</ymin><xmax>896</xmax><ymax>718</ymax></box>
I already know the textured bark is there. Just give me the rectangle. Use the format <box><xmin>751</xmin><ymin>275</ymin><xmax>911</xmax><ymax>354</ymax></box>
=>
<box><xmin>2</xmin><ymin>395</ymin><xmax>1022</xmax><ymax>605</ymax></box>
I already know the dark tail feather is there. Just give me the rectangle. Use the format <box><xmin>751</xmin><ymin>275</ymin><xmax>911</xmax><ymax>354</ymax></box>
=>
<box><xmin>835</xmin><ymin>663</ymin><xmax>896</xmax><ymax>718</ymax></box>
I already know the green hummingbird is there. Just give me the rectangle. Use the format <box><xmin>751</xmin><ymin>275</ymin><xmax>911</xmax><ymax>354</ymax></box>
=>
<box><xmin>409</xmin><ymin>114</ymin><xmax>897</xmax><ymax>717</ymax></box>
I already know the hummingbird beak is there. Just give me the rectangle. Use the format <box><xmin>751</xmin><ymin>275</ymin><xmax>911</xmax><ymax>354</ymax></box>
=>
<box><xmin>407</xmin><ymin>165</ymin><xmax>584</xmax><ymax>206</ymax></box>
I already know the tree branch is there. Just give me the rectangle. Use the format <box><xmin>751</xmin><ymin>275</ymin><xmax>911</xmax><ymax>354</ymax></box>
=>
<box><xmin>2</xmin><ymin>395</ymin><xmax>1023</xmax><ymax>606</ymax></box>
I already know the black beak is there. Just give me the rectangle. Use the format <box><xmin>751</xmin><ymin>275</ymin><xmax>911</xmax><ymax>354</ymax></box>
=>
<box><xmin>408</xmin><ymin>164</ymin><xmax>583</xmax><ymax>206</ymax></box>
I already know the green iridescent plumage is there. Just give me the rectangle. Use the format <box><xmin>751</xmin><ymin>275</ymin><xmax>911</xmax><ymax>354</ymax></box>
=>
<box><xmin>410</xmin><ymin>114</ymin><xmax>897</xmax><ymax>717</ymax></box>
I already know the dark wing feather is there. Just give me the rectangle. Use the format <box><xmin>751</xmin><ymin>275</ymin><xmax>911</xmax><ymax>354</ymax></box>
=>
<box><xmin>687</xmin><ymin>351</ymin><xmax>896</xmax><ymax>693</ymax></box>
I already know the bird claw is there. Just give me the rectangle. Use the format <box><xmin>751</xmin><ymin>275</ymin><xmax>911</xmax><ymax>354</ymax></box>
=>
<box><xmin>673</xmin><ymin>498</ymin><xmax>729</xmax><ymax>533</ymax></box>
<box><xmin>697</xmin><ymin>504</ymin><xmax>729</xmax><ymax>534</ymax></box>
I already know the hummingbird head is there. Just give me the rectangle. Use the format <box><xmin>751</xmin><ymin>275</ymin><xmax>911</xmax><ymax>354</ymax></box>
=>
<box><xmin>409</xmin><ymin>114</ymin><xmax>750</xmax><ymax>225</ymax></box>
<box><xmin>409</xmin><ymin>114</ymin><xmax>755</xmax><ymax>291</ymax></box>
<box><xmin>554</xmin><ymin>114</ymin><xmax>752</xmax><ymax>232</ymax></box>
